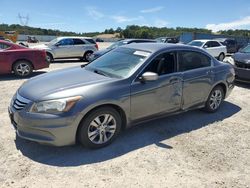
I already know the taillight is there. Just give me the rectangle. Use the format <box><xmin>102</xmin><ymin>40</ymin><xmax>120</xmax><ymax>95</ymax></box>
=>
<box><xmin>95</xmin><ymin>43</ymin><xmax>99</xmax><ymax>50</ymax></box>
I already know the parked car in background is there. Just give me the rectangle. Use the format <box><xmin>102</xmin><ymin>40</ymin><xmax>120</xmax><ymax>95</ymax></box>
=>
<box><xmin>215</xmin><ymin>38</ymin><xmax>239</xmax><ymax>53</ymax></box>
<box><xmin>8</xmin><ymin>43</ymin><xmax>234</xmax><ymax>148</ymax></box>
<box><xmin>0</xmin><ymin>40</ymin><xmax>49</xmax><ymax>77</ymax></box>
<box><xmin>188</xmin><ymin>40</ymin><xmax>227</xmax><ymax>61</ymax></box>
<box><xmin>226</xmin><ymin>44</ymin><xmax>250</xmax><ymax>82</ymax></box>
<box><xmin>31</xmin><ymin>37</ymin><xmax>98</xmax><ymax>62</ymax></box>
<box><xmin>27</xmin><ymin>36</ymin><xmax>39</xmax><ymax>43</ymax></box>
<box><xmin>95</xmin><ymin>38</ymin><xmax>104</xmax><ymax>42</ymax></box>
<box><xmin>156</xmin><ymin>37</ymin><xmax>179</xmax><ymax>44</ymax></box>
<box><xmin>89</xmin><ymin>39</ymin><xmax>156</xmax><ymax>61</ymax></box>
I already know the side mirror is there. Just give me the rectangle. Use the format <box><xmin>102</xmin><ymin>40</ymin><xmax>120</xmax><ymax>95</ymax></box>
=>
<box><xmin>55</xmin><ymin>43</ymin><xmax>60</xmax><ymax>47</ymax></box>
<box><xmin>203</xmin><ymin>45</ymin><xmax>208</xmax><ymax>48</ymax></box>
<box><xmin>141</xmin><ymin>72</ymin><xmax>159</xmax><ymax>82</ymax></box>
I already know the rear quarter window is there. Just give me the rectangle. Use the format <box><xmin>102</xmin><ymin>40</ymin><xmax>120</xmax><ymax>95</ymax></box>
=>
<box><xmin>85</xmin><ymin>39</ymin><xmax>96</xmax><ymax>44</ymax></box>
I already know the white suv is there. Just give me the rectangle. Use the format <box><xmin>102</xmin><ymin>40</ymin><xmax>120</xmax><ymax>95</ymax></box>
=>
<box><xmin>32</xmin><ymin>37</ymin><xmax>98</xmax><ymax>62</ymax></box>
<box><xmin>188</xmin><ymin>40</ymin><xmax>227</xmax><ymax>61</ymax></box>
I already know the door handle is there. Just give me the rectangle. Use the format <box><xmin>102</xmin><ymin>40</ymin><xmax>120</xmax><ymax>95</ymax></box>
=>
<box><xmin>169</xmin><ymin>78</ymin><xmax>179</xmax><ymax>83</ymax></box>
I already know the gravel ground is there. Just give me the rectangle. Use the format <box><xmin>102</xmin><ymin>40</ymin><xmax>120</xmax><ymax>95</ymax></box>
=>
<box><xmin>0</xmin><ymin>49</ymin><xmax>250</xmax><ymax>187</ymax></box>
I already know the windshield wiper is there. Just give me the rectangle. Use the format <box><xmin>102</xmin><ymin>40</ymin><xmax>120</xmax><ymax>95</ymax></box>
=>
<box><xmin>93</xmin><ymin>69</ymin><xmax>109</xmax><ymax>77</ymax></box>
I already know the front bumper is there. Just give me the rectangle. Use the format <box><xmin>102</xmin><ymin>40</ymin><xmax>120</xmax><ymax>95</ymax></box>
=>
<box><xmin>234</xmin><ymin>66</ymin><xmax>250</xmax><ymax>83</ymax></box>
<box><xmin>8</xmin><ymin>104</ymin><xmax>80</xmax><ymax>146</ymax></box>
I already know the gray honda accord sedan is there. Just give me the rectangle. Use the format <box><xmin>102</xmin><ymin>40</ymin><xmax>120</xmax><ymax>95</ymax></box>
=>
<box><xmin>8</xmin><ymin>43</ymin><xmax>235</xmax><ymax>148</ymax></box>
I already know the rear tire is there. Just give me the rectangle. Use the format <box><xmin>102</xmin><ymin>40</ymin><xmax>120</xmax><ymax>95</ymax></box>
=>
<box><xmin>83</xmin><ymin>51</ymin><xmax>93</xmax><ymax>62</ymax></box>
<box><xmin>13</xmin><ymin>61</ymin><xmax>33</xmax><ymax>77</ymax></box>
<box><xmin>78</xmin><ymin>107</ymin><xmax>122</xmax><ymax>149</ymax></box>
<box><xmin>204</xmin><ymin>86</ymin><xmax>224</xmax><ymax>113</ymax></box>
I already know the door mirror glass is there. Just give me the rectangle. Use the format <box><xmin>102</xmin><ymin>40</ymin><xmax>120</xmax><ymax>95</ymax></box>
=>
<box><xmin>203</xmin><ymin>45</ymin><xmax>208</xmax><ymax>48</ymax></box>
<box><xmin>141</xmin><ymin>72</ymin><xmax>158</xmax><ymax>82</ymax></box>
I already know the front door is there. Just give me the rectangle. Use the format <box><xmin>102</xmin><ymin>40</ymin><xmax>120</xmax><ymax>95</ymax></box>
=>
<box><xmin>130</xmin><ymin>51</ymin><xmax>182</xmax><ymax>121</ymax></box>
<box><xmin>53</xmin><ymin>38</ymin><xmax>74</xmax><ymax>58</ymax></box>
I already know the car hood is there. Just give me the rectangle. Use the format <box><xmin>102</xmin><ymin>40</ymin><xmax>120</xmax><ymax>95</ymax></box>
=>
<box><xmin>30</xmin><ymin>44</ymin><xmax>51</xmax><ymax>50</ymax></box>
<box><xmin>18</xmin><ymin>66</ymin><xmax>114</xmax><ymax>101</ymax></box>
<box><xmin>233</xmin><ymin>52</ymin><xmax>250</xmax><ymax>63</ymax></box>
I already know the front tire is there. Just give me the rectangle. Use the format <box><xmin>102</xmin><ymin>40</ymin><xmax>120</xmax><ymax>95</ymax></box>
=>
<box><xmin>13</xmin><ymin>61</ymin><xmax>33</xmax><ymax>77</ymax></box>
<box><xmin>218</xmin><ymin>53</ymin><xmax>225</xmax><ymax>61</ymax></box>
<box><xmin>46</xmin><ymin>53</ymin><xmax>53</xmax><ymax>63</ymax></box>
<box><xmin>78</xmin><ymin>107</ymin><xmax>122</xmax><ymax>149</ymax></box>
<box><xmin>204</xmin><ymin>86</ymin><xmax>224</xmax><ymax>113</ymax></box>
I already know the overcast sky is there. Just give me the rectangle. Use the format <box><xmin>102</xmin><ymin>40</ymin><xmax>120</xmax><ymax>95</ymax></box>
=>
<box><xmin>1</xmin><ymin>0</ymin><xmax>250</xmax><ymax>32</ymax></box>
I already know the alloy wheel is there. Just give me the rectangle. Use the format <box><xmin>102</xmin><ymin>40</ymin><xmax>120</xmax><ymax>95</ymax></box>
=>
<box><xmin>87</xmin><ymin>114</ymin><xmax>117</xmax><ymax>144</ymax></box>
<box><xmin>209</xmin><ymin>89</ymin><xmax>222</xmax><ymax>110</ymax></box>
<box><xmin>16</xmin><ymin>63</ymin><xmax>31</xmax><ymax>76</ymax></box>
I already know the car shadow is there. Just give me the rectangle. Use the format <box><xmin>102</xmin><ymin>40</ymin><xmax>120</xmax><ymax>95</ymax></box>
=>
<box><xmin>14</xmin><ymin>101</ymin><xmax>241</xmax><ymax>167</ymax></box>
<box><xmin>235</xmin><ymin>81</ymin><xmax>250</xmax><ymax>89</ymax></box>
<box><xmin>0</xmin><ymin>71</ymin><xmax>47</xmax><ymax>81</ymax></box>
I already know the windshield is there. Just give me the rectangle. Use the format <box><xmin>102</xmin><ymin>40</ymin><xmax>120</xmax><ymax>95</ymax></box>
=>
<box><xmin>240</xmin><ymin>45</ymin><xmax>250</xmax><ymax>53</ymax></box>
<box><xmin>86</xmin><ymin>48</ymin><xmax>151</xmax><ymax>78</ymax></box>
<box><xmin>48</xmin><ymin>38</ymin><xmax>60</xmax><ymax>46</ymax></box>
<box><xmin>107</xmin><ymin>40</ymin><xmax>127</xmax><ymax>49</ymax></box>
<box><xmin>188</xmin><ymin>41</ymin><xmax>204</xmax><ymax>47</ymax></box>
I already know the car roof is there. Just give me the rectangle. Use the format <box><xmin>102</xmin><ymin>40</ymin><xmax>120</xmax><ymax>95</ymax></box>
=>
<box><xmin>214</xmin><ymin>38</ymin><xmax>235</xmax><ymax>41</ymax></box>
<box><xmin>122</xmin><ymin>39</ymin><xmax>156</xmax><ymax>42</ymax></box>
<box><xmin>122</xmin><ymin>43</ymin><xmax>196</xmax><ymax>53</ymax></box>
<box><xmin>192</xmin><ymin>39</ymin><xmax>223</xmax><ymax>43</ymax></box>
<box><xmin>56</xmin><ymin>36</ymin><xmax>93</xmax><ymax>40</ymax></box>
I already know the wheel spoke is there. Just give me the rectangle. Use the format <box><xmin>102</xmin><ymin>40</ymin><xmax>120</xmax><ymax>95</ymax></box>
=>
<box><xmin>103</xmin><ymin>114</ymin><xmax>112</xmax><ymax>124</ymax></box>
<box><xmin>90</xmin><ymin>121</ymin><xmax>99</xmax><ymax>128</ymax></box>
<box><xmin>94</xmin><ymin>116</ymin><xmax>102</xmax><ymax>125</ymax></box>
<box><xmin>89</xmin><ymin>130</ymin><xmax>98</xmax><ymax>137</ymax></box>
<box><xmin>102</xmin><ymin>132</ymin><xmax>108</xmax><ymax>142</ymax></box>
<box><xmin>98</xmin><ymin>132</ymin><xmax>103</xmax><ymax>143</ymax></box>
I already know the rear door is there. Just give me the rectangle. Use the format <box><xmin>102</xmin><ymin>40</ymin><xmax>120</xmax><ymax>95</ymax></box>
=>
<box><xmin>177</xmin><ymin>50</ymin><xmax>213</xmax><ymax>110</ymax></box>
<box><xmin>73</xmin><ymin>38</ymin><xmax>86</xmax><ymax>57</ymax></box>
<box><xmin>130</xmin><ymin>51</ymin><xmax>183</xmax><ymax>120</ymax></box>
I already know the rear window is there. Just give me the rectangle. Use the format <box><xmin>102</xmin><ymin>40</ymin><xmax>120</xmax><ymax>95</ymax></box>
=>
<box><xmin>73</xmin><ymin>38</ymin><xmax>85</xmax><ymax>45</ymax></box>
<box><xmin>85</xmin><ymin>39</ymin><xmax>96</xmax><ymax>44</ymax></box>
<box><xmin>0</xmin><ymin>43</ymin><xmax>10</xmax><ymax>50</ymax></box>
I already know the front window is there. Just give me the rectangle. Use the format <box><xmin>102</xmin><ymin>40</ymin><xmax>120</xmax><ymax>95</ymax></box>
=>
<box><xmin>48</xmin><ymin>38</ymin><xmax>59</xmax><ymax>46</ymax></box>
<box><xmin>240</xmin><ymin>45</ymin><xmax>250</xmax><ymax>53</ymax></box>
<box><xmin>86</xmin><ymin>48</ymin><xmax>151</xmax><ymax>78</ymax></box>
<box><xmin>188</xmin><ymin>41</ymin><xmax>204</xmax><ymax>47</ymax></box>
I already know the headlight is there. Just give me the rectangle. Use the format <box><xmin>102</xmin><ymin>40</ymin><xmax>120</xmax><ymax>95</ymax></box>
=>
<box><xmin>30</xmin><ymin>96</ymin><xmax>82</xmax><ymax>114</ymax></box>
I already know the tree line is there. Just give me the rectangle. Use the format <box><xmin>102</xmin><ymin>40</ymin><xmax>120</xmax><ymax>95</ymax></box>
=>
<box><xmin>1</xmin><ymin>23</ymin><xmax>250</xmax><ymax>38</ymax></box>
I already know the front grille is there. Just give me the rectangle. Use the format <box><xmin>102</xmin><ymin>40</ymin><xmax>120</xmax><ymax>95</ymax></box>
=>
<box><xmin>12</xmin><ymin>93</ymin><xmax>31</xmax><ymax>111</ymax></box>
<box><xmin>235</xmin><ymin>61</ymin><xmax>250</xmax><ymax>69</ymax></box>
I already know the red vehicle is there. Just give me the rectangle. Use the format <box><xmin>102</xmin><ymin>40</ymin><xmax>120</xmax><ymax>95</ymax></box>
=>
<box><xmin>0</xmin><ymin>40</ymin><xmax>49</xmax><ymax>77</ymax></box>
